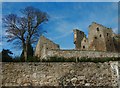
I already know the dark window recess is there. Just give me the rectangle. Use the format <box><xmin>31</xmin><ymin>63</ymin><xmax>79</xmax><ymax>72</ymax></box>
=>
<box><xmin>94</xmin><ymin>37</ymin><xmax>97</xmax><ymax>39</ymax></box>
<box><xmin>108</xmin><ymin>40</ymin><xmax>109</xmax><ymax>41</ymax></box>
<box><xmin>83</xmin><ymin>46</ymin><xmax>85</xmax><ymax>49</ymax></box>
<box><xmin>100</xmin><ymin>34</ymin><xmax>101</xmax><ymax>37</ymax></box>
<box><xmin>107</xmin><ymin>33</ymin><xmax>109</xmax><ymax>36</ymax></box>
<box><xmin>97</xmin><ymin>27</ymin><xmax>99</xmax><ymax>31</ymax></box>
<box><xmin>84</xmin><ymin>40</ymin><xmax>86</xmax><ymax>42</ymax></box>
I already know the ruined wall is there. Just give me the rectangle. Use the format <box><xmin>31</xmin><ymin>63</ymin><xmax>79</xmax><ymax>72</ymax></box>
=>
<box><xmin>81</xmin><ymin>37</ymin><xmax>88</xmax><ymax>50</ymax></box>
<box><xmin>2</xmin><ymin>62</ymin><xmax>120</xmax><ymax>87</ymax></box>
<box><xmin>88</xmin><ymin>22</ymin><xmax>116</xmax><ymax>52</ymax></box>
<box><xmin>46</xmin><ymin>49</ymin><xmax>120</xmax><ymax>59</ymax></box>
<box><xmin>73</xmin><ymin>29</ymin><xmax>85</xmax><ymax>49</ymax></box>
<box><xmin>34</xmin><ymin>35</ymin><xmax>59</xmax><ymax>58</ymax></box>
<box><xmin>113</xmin><ymin>34</ymin><xmax>120</xmax><ymax>52</ymax></box>
<box><xmin>88</xmin><ymin>22</ymin><xmax>107</xmax><ymax>51</ymax></box>
<box><xmin>102</xmin><ymin>26</ymin><xmax>116</xmax><ymax>52</ymax></box>
<box><xmin>0</xmin><ymin>62</ymin><xmax>2</xmax><ymax>88</ymax></box>
<box><xmin>74</xmin><ymin>22</ymin><xmax>119</xmax><ymax>52</ymax></box>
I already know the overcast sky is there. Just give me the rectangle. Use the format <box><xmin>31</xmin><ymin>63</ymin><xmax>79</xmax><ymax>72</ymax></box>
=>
<box><xmin>1</xmin><ymin>2</ymin><xmax>118</xmax><ymax>56</ymax></box>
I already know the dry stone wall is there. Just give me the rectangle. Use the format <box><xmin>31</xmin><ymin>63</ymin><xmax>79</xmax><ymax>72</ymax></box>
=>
<box><xmin>118</xmin><ymin>61</ymin><xmax>120</xmax><ymax>87</ymax></box>
<box><xmin>2</xmin><ymin>62</ymin><xmax>120</xmax><ymax>87</ymax></box>
<box><xmin>0</xmin><ymin>62</ymin><xmax>2</xmax><ymax>88</ymax></box>
<box><xmin>46</xmin><ymin>49</ymin><xmax>120</xmax><ymax>59</ymax></box>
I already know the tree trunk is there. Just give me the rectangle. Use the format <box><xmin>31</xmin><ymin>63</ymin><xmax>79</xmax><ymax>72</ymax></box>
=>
<box><xmin>22</xmin><ymin>42</ymin><xmax>27</xmax><ymax>61</ymax></box>
<box><xmin>24</xmin><ymin>47</ymin><xmax>27</xmax><ymax>61</ymax></box>
<box><xmin>22</xmin><ymin>40</ymin><xmax>33</xmax><ymax>61</ymax></box>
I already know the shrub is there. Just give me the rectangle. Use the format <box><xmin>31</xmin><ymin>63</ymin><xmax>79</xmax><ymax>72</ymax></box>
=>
<box><xmin>12</xmin><ymin>56</ymin><xmax>21</xmax><ymax>62</ymax></box>
<box><xmin>26</xmin><ymin>56</ymin><xmax>40</xmax><ymax>62</ymax></box>
<box><xmin>41</xmin><ymin>56</ymin><xmax>120</xmax><ymax>63</ymax></box>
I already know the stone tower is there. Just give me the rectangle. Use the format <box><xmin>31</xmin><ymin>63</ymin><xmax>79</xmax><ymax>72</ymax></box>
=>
<box><xmin>73</xmin><ymin>29</ymin><xmax>85</xmax><ymax>49</ymax></box>
<box><xmin>73</xmin><ymin>22</ymin><xmax>119</xmax><ymax>52</ymax></box>
<box><xmin>88</xmin><ymin>22</ymin><xmax>116</xmax><ymax>52</ymax></box>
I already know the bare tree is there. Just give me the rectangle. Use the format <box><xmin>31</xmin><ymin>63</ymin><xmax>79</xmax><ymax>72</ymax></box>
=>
<box><xmin>3</xmin><ymin>6</ymin><xmax>49</xmax><ymax>61</ymax></box>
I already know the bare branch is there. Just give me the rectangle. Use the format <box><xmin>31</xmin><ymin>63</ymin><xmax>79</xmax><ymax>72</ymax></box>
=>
<box><xmin>3</xmin><ymin>6</ymin><xmax>49</xmax><ymax>60</ymax></box>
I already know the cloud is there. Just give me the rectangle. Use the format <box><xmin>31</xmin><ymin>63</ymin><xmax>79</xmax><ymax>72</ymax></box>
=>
<box><xmin>52</xmin><ymin>30</ymin><xmax>73</xmax><ymax>40</ymax></box>
<box><xmin>47</xmin><ymin>16</ymin><xmax>83</xmax><ymax>40</ymax></box>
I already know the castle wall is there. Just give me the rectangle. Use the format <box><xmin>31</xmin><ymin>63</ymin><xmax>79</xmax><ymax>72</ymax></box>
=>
<box><xmin>73</xmin><ymin>22</ymin><xmax>119</xmax><ymax>52</ymax></box>
<box><xmin>113</xmin><ymin>34</ymin><xmax>120</xmax><ymax>52</ymax></box>
<box><xmin>2</xmin><ymin>62</ymin><xmax>120</xmax><ymax>87</ymax></box>
<box><xmin>34</xmin><ymin>36</ymin><xmax>59</xmax><ymax>58</ymax></box>
<box><xmin>46</xmin><ymin>49</ymin><xmax>120</xmax><ymax>59</ymax></box>
<box><xmin>88</xmin><ymin>22</ymin><xmax>107</xmax><ymax>51</ymax></box>
<box><xmin>102</xmin><ymin>27</ymin><xmax>116</xmax><ymax>52</ymax></box>
<box><xmin>81</xmin><ymin>37</ymin><xmax>88</xmax><ymax>50</ymax></box>
<box><xmin>73</xmin><ymin>29</ymin><xmax>85</xmax><ymax>49</ymax></box>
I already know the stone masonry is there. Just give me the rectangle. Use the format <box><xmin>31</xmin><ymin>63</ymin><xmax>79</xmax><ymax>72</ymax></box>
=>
<box><xmin>34</xmin><ymin>35</ymin><xmax>60</xmax><ymax>58</ymax></box>
<box><xmin>35</xmin><ymin>22</ymin><xmax>120</xmax><ymax>60</ymax></box>
<box><xmin>46</xmin><ymin>49</ymin><xmax>120</xmax><ymax>59</ymax></box>
<box><xmin>2</xmin><ymin>62</ymin><xmax>120</xmax><ymax>87</ymax></box>
<box><xmin>73</xmin><ymin>22</ymin><xmax>120</xmax><ymax>52</ymax></box>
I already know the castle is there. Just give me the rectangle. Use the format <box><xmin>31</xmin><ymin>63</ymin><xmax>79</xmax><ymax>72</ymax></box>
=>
<box><xmin>35</xmin><ymin>35</ymin><xmax>60</xmax><ymax>58</ymax></box>
<box><xmin>34</xmin><ymin>22</ymin><xmax>120</xmax><ymax>59</ymax></box>
<box><xmin>73</xmin><ymin>22</ymin><xmax>120</xmax><ymax>52</ymax></box>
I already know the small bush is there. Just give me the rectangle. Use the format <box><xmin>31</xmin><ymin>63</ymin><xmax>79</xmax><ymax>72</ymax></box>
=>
<box><xmin>41</xmin><ymin>56</ymin><xmax>120</xmax><ymax>63</ymax></box>
<box><xmin>26</xmin><ymin>56</ymin><xmax>40</xmax><ymax>62</ymax></box>
<box><xmin>11</xmin><ymin>55</ymin><xmax>120</xmax><ymax>62</ymax></box>
<box><xmin>12</xmin><ymin>56</ymin><xmax>21</xmax><ymax>62</ymax></box>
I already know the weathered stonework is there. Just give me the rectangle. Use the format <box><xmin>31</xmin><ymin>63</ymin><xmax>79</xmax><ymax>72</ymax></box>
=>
<box><xmin>73</xmin><ymin>29</ymin><xmax>86</xmax><ymax>49</ymax></box>
<box><xmin>118</xmin><ymin>61</ymin><xmax>120</xmax><ymax>87</ymax></box>
<box><xmin>0</xmin><ymin>62</ymin><xmax>2</xmax><ymax>88</ymax></box>
<box><xmin>74</xmin><ymin>22</ymin><xmax>120</xmax><ymax>52</ymax></box>
<box><xmin>35</xmin><ymin>22</ymin><xmax>120</xmax><ymax>60</ymax></box>
<box><xmin>2</xmin><ymin>62</ymin><xmax>120</xmax><ymax>87</ymax></box>
<box><xmin>34</xmin><ymin>35</ymin><xmax>60</xmax><ymax>58</ymax></box>
<box><xmin>46</xmin><ymin>49</ymin><xmax>120</xmax><ymax>59</ymax></box>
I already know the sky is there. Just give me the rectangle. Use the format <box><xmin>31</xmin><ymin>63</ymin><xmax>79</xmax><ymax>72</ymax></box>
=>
<box><xmin>1</xmin><ymin>2</ymin><xmax>119</xmax><ymax>56</ymax></box>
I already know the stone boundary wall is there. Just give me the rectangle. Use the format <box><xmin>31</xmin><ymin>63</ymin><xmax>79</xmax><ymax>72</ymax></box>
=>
<box><xmin>2</xmin><ymin>62</ymin><xmax>120</xmax><ymax>87</ymax></box>
<box><xmin>0</xmin><ymin>62</ymin><xmax>2</xmax><ymax>88</ymax></box>
<box><xmin>45</xmin><ymin>49</ymin><xmax>120</xmax><ymax>59</ymax></box>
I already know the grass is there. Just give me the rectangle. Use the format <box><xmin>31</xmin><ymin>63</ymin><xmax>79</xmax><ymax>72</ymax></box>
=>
<box><xmin>26</xmin><ymin>56</ymin><xmax>40</xmax><ymax>62</ymax></box>
<box><xmin>4</xmin><ymin>56</ymin><xmax>120</xmax><ymax>62</ymax></box>
<box><xmin>41</xmin><ymin>56</ymin><xmax>120</xmax><ymax>63</ymax></box>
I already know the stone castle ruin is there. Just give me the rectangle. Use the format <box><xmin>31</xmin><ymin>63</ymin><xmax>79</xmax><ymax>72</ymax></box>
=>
<box><xmin>2</xmin><ymin>22</ymin><xmax>120</xmax><ymax>87</ymax></box>
<box><xmin>73</xmin><ymin>22</ymin><xmax>120</xmax><ymax>52</ymax></box>
<box><xmin>34</xmin><ymin>22</ymin><xmax>120</xmax><ymax>59</ymax></box>
<box><xmin>34</xmin><ymin>35</ymin><xmax>60</xmax><ymax>58</ymax></box>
